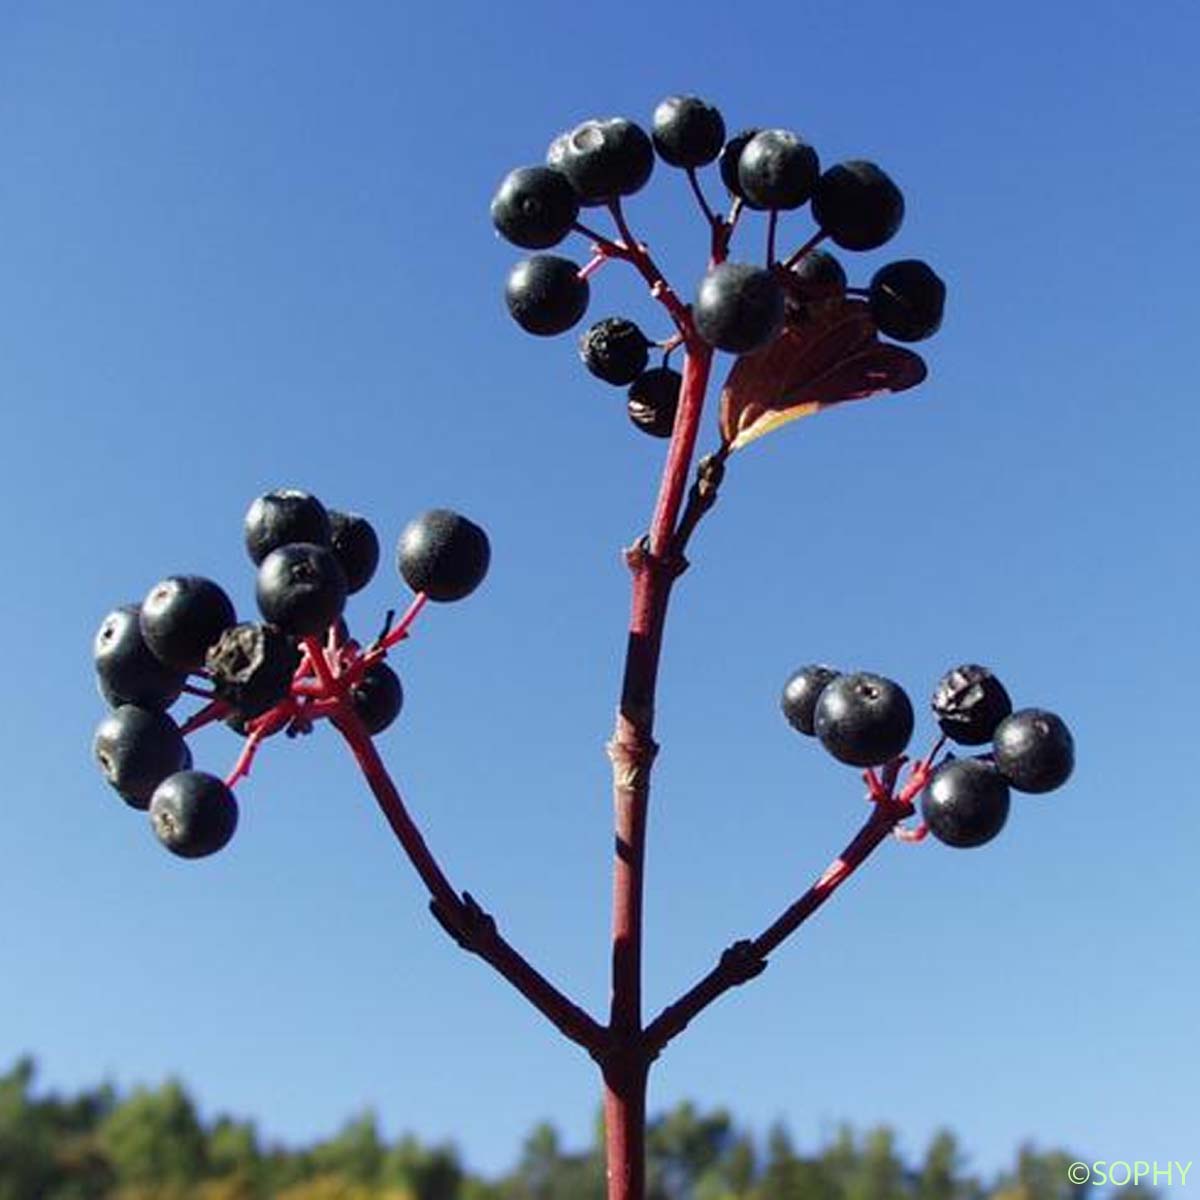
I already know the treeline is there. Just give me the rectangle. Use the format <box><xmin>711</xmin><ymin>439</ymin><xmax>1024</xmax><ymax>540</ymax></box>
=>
<box><xmin>0</xmin><ymin>1057</ymin><xmax>1129</xmax><ymax>1200</ymax></box>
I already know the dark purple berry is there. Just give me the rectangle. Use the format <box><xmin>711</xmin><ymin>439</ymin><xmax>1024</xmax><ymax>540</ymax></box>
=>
<box><xmin>140</xmin><ymin>576</ymin><xmax>236</xmax><ymax>672</ymax></box>
<box><xmin>780</xmin><ymin>665</ymin><xmax>842</xmax><ymax>736</ymax></box>
<box><xmin>718</xmin><ymin>128</ymin><xmax>761</xmax><ymax>203</ymax></box>
<box><xmin>694</xmin><ymin>262</ymin><xmax>785</xmax><ymax>354</ymax></box>
<box><xmin>651</xmin><ymin>96</ymin><xmax>725</xmax><ymax>168</ymax></box>
<box><xmin>627</xmin><ymin>367</ymin><xmax>681</xmax><ymax>438</ymax></box>
<box><xmin>397</xmin><ymin>509</ymin><xmax>490</xmax><ymax>602</ymax></box>
<box><xmin>812</xmin><ymin>161</ymin><xmax>904</xmax><ymax>251</ymax></box>
<box><xmin>94</xmin><ymin>604</ymin><xmax>185</xmax><ymax>712</ymax></box>
<box><xmin>993</xmin><ymin>709</ymin><xmax>1074</xmax><ymax>793</ymax></box>
<box><xmin>505</xmin><ymin>255</ymin><xmax>589</xmax><ymax>336</ymax></box>
<box><xmin>789</xmin><ymin>249</ymin><xmax>847</xmax><ymax>297</ymax></box>
<box><xmin>350</xmin><ymin>662</ymin><xmax>404</xmax><ymax>735</ymax></box>
<box><xmin>868</xmin><ymin>259</ymin><xmax>945</xmax><ymax>342</ymax></box>
<box><xmin>244</xmin><ymin>490</ymin><xmax>331</xmax><ymax>567</ymax></box>
<box><xmin>932</xmin><ymin>664</ymin><xmax>1012</xmax><ymax>746</ymax></box>
<box><xmin>149</xmin><ymin>771</ymin><xmax>238</xmax><ymax>859</ymax></box>
<box><xmin>814</xmin><ymin>672</ymin><xmax>914</xmax><ymax>767</ymax></box>
<box><xmin>921</xmin><ymin>758</ymin><xmax>1011</xmax><ymax>848</ymax></box>
<box><xmin>93</xmin><ymin>705</ymin><xmax>190</xmax><ymax>810</ymax></box>
<box><xmin>737</xmin><ymin>129</ymin><xmax>819</xmax><ymax>211</ymax></box>
<box><xmin>255</xmin><ymin>543</ymin><xmax>348</xmax><ymax>636</ymax></box>
<box><xmin>206</xmin><ymin>622</ymin><xmax>300</xmax><ymax>719</ymax></box>
<box><xmin>490</xmin><ymin>166</ymin><xmax>579</xmax><ymax>249</ymax></box>
<box><xmin>328</xmin><ymin>510</ymin><xmax>380</xmax><ymax>594</ymax></box>
<box><xmin>580</xmin><ymin>317</ymin><xmax>650</xmax><ymax>386</ymax></box>
<box><xmin>550</xmin><ymin>117</ymin><xmax>654</xmax><ymax>203</ymax></box>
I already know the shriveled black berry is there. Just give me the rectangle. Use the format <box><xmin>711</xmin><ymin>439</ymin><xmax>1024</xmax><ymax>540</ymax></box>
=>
<box><xmin>255</xmin><ymin>543</ymin><xmax>348</xmax><ymax>636</ymax></box>
<box><xmin>814</xmin><ymin>672</ymin><xmax>914</xmax><ymax>767</ymax></box>
<box><xmin>718</xmin><ymin>128</ymin><xmax>761</xmax><ymax>203</ymax></box>
<box><xmin>397</xmin><ymin>509</ymin><xmax>490</xmax><ymax>602</ymax></box>
<box><xmin>651</xmin><ymin>96</ymin><xmax>725</xmax><ymax>168</ymax></box>
<box><xmin>993</xmin><ymin>709</ymin><xmax>1074</xmax><ymax>794</ymax></box>
<box><xmin>505</xmin><ymin>255</ymin><xmax>589</xmax><ymax>336</ymax></box>
<box><xmin>490</xmin><ymin>166</ymin><xmax>579</xmax><ymax>249</ymax></box>
<box><xmin>812</xmin><ymin>161</ymin><xmax>904</xmax><ymax>251</ymax></box>
<box><xmin>921</xmin><ymin>758</ymin><xmax>1011</xmax><ymax>848</ymax></box>
<box><xmin>550</xmin><ymin>117</ymin><xmax>654</xmax><ymax>203</ymax></box>
<box><xmin>932</xmin><ymin>664</ymin><xmax>1012</xmax><ymax>746</ymax></box>
<box><xmin>244</xmin><ymin>490</ymin><xmax>331</xmax><ymax>567</ymax></box>
<box><xmin>149</xmin><ymin>771</ymin><xmax>238</xmax><ymax>859</ymax></box>
<box><xmin>140</xmin><ymin>576</ymin><xmax>236</xmax><ymax>672</ymax></box>
<box><xmin>94</xmin><ymin>604</ymin><xmax>185</xmax><ymax>712</ymax></box>
<box><xmin>350</xmin><ymin>662</ymin><xmax>404</xmax><ymax>735</ymax></box>
<box><xmin>580</xmin><ymin>317</ymin><xmax>650</xmax><ymax>385</ymax></box>
<box><xmin>206</xmin><ymin>622</ymin><xmax>300</xmax><ymax>719</ymax></box>
<box><xmin>869</xmin><ymin>259</ymin><xmax>946</xmax><ymax>342</ymax></box>
<box><xmin>328</xmin><ymin>510</ymin><xmax>380</xmax><ymax>594</ymax></box>
<box><xmin>737</xmin><ymin>129</ymin><xmax>819</xmax><ymax>211</ymax></box>
<box><xmin>93</xmin><ymin>705</ymin><xmax>190</xmax><ymax>810</ymax></box>
<box><xmin>627</xmin><ymin>367</ymin><xmax>682</xmax><ymax>438</ymax></box>
<box><xmin>694</xmin><ymin>262</ymin><xmax>785</xmax><ymax>354</ymax></box>
<box><xmin>780</xmin><ymin>665</ymin><xmax>841</xmax><ymax>736</ymax></box>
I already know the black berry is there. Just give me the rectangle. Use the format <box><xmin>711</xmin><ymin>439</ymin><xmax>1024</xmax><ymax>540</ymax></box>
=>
<box><xmin>869</xmin><ymin>260</ymin><xmax>946</xmax><ymax>342</ymax></box>
<box><xmin>993</xmin><ymin>709</ymin><xmax>1074</xmax><ymax>794</ymax></box>
<box><xmin>550</xmin><ymin>117</ymin><xmax>654</xmax><ymax>203</ymax></box>
<box><xmin>244</xmin><ymin>490</ymin><xmax>331</xmax><ymax>567</ymax></box>
<box><xmin>206</xmin><ymin>623</ymin><xmax>300</xmax><ymax>719</ymax></box>
<box><xmin>490</xmin><ymin>166</ymin><xmax>579</xmax><ymax>249</ymax></box>
<box><xmin>328</xmin><ymin>510</ymin><xmax>380</xmax><ymax>594</ymax></box>
<box><xmin>149</xmin><ymin>771</ymin><xmax>239</xmax><ymax>859</ymax></box>
<box><xmin>627</xmin><ymin>368</ymin><xmax>682</xmax><ymax>438</ymax></box>
<box><xmin>93</xmin><ymin>705</ymin><xmax>190</xmax><ymax>810</ymax></box>
<box><xmin>931</xmin><ymin>664</ymin><xmax>1012</xmax><ymax>746</ymax></box>
<box><xmin>505</xmin><ymin>256</ymin><xmax>589</xmax><ymax>336</ymax></box>
<box><xmin>651</xmin><ymin>96</ymin><xmax>725</xmax><ymax>168</ymax></box>
<box><xmin>140</xmin><ymin>575</ymin><xmax>236</xmax><ymax>672</ymax></box>
<box><xmin>789</xmin><ymin>249</ymin><xmax>847</xmax><ymax>297</ymax></box>
<box><xmin>812</xmin><ymin>161</ymin><xmax>904</xmax><ymax>251</ymax></box>
<box><xmin>580</xmin><ymin>318</ymin><xmax>650</xmax><ymax>386</ymax></box>
<box><xmin>94</xmin><ymin>604</ymin><xmax>185</xmax><ymax>712</ymax></box>
<box><xmin>921</xmin><ymin>758</ymin><xmax>1011</xmax><ymax>848</ymax></box>
<box><xmin>780</xmin><ymin>665</ymin><xmax>841</xmax><ymax>736</ymax></box>
<box><xmin>350</xmin><ymin>662</ymin><xmax>404</xmax><ymax>735</ymax></box>
<box><xmin>737</xmin><ymin>129</ymin><xmax>819</xmax><ymax>211</ymax></box>
<box><xmin>397</xmin><ymin>509</ymin><xmax>490</xmax><ymax>602</ymax></box>
<box><xmin>694</xmin><ymin>262</ymin><xmax>785</xmax><ymax>354</ymax></box>
<box><xmin>718</xmin><ymin>128</ymin><xmax>761</xmax><ymax>203</ymax></box>
<box><xmin>814</xmin><ymin>672</ymin><xmax>914</xmax><ymax>767</ymax></box>
<box><xmin>255</xmin><ymin>543</ymin><xmax>348</xmax><ymax>636</ymax></box>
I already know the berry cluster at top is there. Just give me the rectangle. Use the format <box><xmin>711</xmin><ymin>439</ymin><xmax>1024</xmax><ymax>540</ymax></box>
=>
<box><xmin>491</xmin><ymin>96</ymin><xmax>946</xmax><ymax>439</ymax></box>
<box><xmin>780</xmin><ymin>663</ymin><xmax>1074</xmax><ymax>848</ymax></box>
<box><xmin>91</xmin><ymin>491</ymin><xmax>490</xmax><ymax>860</ymax></box>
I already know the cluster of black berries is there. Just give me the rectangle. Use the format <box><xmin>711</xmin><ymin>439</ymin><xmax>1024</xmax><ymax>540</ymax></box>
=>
<box><xmin>781</xmin><ymin>663</ymin><xmax>1074</xmax><ymax>848</ymax></box>
<box><xmin>91</xmin><ymin>490</ymin><xmax>490</xmax><ymax>860</ymax></box>
<box><xmin>490</xmin><ymin>95</ymin><xmax>946</xmax><ymax>439</ymax></box>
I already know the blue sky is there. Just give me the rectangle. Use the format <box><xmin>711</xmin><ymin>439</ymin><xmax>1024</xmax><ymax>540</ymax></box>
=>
<box><xmin>2</xmin><ymin>0</ymin><xmax>1197</xmax><ymax>1182</ymax></box>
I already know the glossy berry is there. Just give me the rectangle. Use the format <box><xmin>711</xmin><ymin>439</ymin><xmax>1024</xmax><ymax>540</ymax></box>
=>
<box><xmin>580</xmin><ymin>317</ymin><xmax>650</xmax><ymax>386</ymax></box>
<box><xmin>737</xmin><ymin>130</ymin><xmax>819</xmax><ymax>211</ymax></box>
<box><xmin>328</xmin><ymin>510</ymin><xmax>380</xmax><ymax>594</ymax></box>
<box><xmin>490</xmin><ymin>166</ymin><xmax>579</xmax><ymax>249</ymax></box>
<box><xmin>206</xmin><ymin>623</ymin><xmax>300</xmax><ymax>719</ymax></box>
<box><xmin>993</xmin><ymin>709</ymin><xmax>1075</xmax><ymax>794</ymax></box>
<box><xmin>814</xmin><ymin>672</ymin><xmax>914</xmax><ymax>767</ymax></box>
<box><xmin>94</xmin><ymin>604</ymin><xmax>185</xmax><ymax>712</ymax></box>
<box><xmin>505</xmin><ymin>256</ymin><xmax>589</xmax><ymax>336</ymax></box>
<box><xmin>869</xmin><ymin>260</ymin><xmax>946</xmax><ymax>342</ymax></box>
<box><xmin>140</xmin><ymin>575</ymin><xmax>236</xmax><ymax>672</ymax></box>
<box><xmin>780</xmin><ymin>665</ymin><xmax>841</xmax><ymax>736</ymax></box>
<box><xmin>931</xmin><ymin>664</ymin><xmax>1012</xmax><ymax>746</ymax></box>
<box><xmin>244</xmin><ymin>490</ymin><xmax>331</xmax><ymax>567</ymax></box>
<box><xmin>255</xmin><ymin>543</ymin><xmax>348</xmax><ymax>636</ymax></box>
<box><xmin>921</xmin><ymin>758</ymin><xmax>1011</xmax><ymax>848</ymax></box>
<box><xmin>718</xmin><ymin>128</ymin><xmax>761</xmax><ymax>203</ymax></box>
<box><xmin>397</xmin><ymin>509</ymin><xmax>490</xmax><ymax>602</ymax></box>
<box><xmin>694</xmin><ymin>262</ymin><xmax>785</xmax><ymax>354</ymax></box>
<box><xmin>550</xmin><ymin>117</ymin><xmax>654</xmax><ymax>203</ymax></box>
<box><xmin>812</xmin><ymin>160</ymin><xmax>904</xmax><ymax>251</ymax></box>
<box><xmin>149</xmin><ymin>771</ymin><xmax>238</xmax><ymax>859</ymax></box>
<box><xmin>627</xmin><ymin>368</ymin><xmax>682</xmax><ymax>438</ymax></box>
<box><xmin>93</xmin><ymin>705</ymin><xmax>190</xmax><ymax>810</ymax></box>
<box><xmin>350</xmin><ymin>662</ymin><xmax>405</xmax><ymax>735</ymax></box>
<box><xmin>651</xmin><ymin>96</ymin><xmax>725</xmax><ymax>168</ymax></box>
<box><xmin>789</xmin><ymin>249</ymin><xmax>847</xmax><ymax>297</ymax></box>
